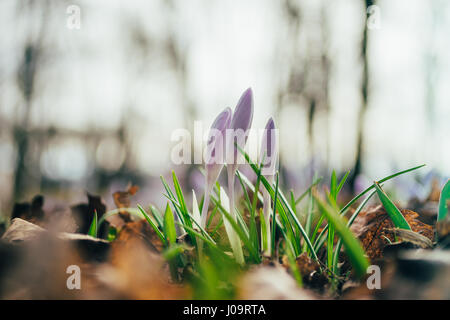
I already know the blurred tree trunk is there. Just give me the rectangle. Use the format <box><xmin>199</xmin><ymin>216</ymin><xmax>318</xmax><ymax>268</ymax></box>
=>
<box><xmin>13</xmin><ymin>44</ymin><xmax>39</xmax><ymax>201</ymax></box>
<box><xmin>12</xmin><ymin>2</ymin><xmax>48</xmax><ymax>201</ymax></box>
<box><xmin>349</xmin><ymin>0</ymin><xmax>373</xmax><ymax>191</ymax></box>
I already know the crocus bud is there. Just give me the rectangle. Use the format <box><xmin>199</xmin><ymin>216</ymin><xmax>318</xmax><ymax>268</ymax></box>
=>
<box><xmin>205</xmin><ymin>107</ymin><xmax>232</xmax><ymax>186</ymax></box>
<box><xmin>226</xmin><ymin>88</ymin><xmax>254</xmax><ymax>171</ymax></box>
<box><xmin>260</xmin><ymin>117</ymin><xmax>278</xmax><ymax>256</ymax></box>
<box><xmin>225</xmin><ymin>88</ymin><xmax>253</xmax><ymax>265</ymax></box>
<box><xmin>201</xmin><ymin>107</ymin><xmax>232</xmax><ymax>228</ymax></box>
<box><xmin>259</xmin><ymin>117</ymin><xmax>277</xmax><ymax>177</ymax></box>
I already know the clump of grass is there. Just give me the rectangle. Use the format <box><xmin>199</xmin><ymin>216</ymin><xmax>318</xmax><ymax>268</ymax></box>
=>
<box><xmin>136</xmin><ymin>152</ymin><xmax>423</xmax><ymax>289</ymax></box>
<box><xmin>97</xmin><ymin>89</ymin><xmax>426</xmax><ymax>295</ymax></box>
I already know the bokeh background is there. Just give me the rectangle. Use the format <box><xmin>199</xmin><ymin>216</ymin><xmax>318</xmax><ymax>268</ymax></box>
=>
<box><xmin>0</xmin><ymin>0</ymin><xmax>449</xmax><ymax>216</ymax></box>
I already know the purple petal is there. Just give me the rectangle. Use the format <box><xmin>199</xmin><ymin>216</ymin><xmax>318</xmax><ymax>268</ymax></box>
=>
<box><xmin>205</xmin><ymin>107</ymin><xmax>231</xmax><ymax>185</ymax></box>
<box><xmin>226</xmin><ymin>88</ymin><xmax>254</xmax><ymax>168</ymax></box>
<box><xmin>260</xmin><ymin>117</ymin><xmax>277</xmax><ymax>176</ymax></box>
<box><xmin>230</xmin><ymin>88</ymin><xmax>254</xmax><ymax>132</ymax></box>
<box><xmin>211</xmin><ymin>107</ymin><xmax>232</xmax><ymax>132</ymax></box>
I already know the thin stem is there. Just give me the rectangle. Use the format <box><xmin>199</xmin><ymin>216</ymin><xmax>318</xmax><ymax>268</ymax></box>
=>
<box><xmin>228</xmin><ymin>169</ymin><xmax>236</xmax><ymax>222</ymax></box>
<box><xmin>199</xmin><ymin>179</ymin><xmax>213</xmax><ymax>260</ymax></box>
<box><xmin>200</xmin><ymin>187</ymin><xmax>211</xmax><ymax>229</ymax></box>
<box><xmin>262</xmin><ymin>190</ymin><xmax>272</xmax><ymax>256</ymax></box>
<box><xmin>226</xmin><ymin>167</ymin><xmax>245</xmax><ymax>265</ymax></box>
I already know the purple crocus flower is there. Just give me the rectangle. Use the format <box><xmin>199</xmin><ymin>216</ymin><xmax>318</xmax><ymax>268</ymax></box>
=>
<box><xmin>259</xmin><ymin>117</ymin><xmax>278</xmax><ymax>255</ymax></box>
<box><xmin>224</xmin><ymin>88</ymin><xmax>253</xmax><ymax>264</ymax></box>
<box><xmin>226</xmin><ymin>88</ymin><xmax>254</xmax><ymax>172</ymax></box>
<box><xmin>226</xmin><ymin>88</ymin><xmax>254</xmax><ymax>220</ymax></box>
<box><xmin>201</xmin><ymin>107</ymin><xmax>232</xmax><ymax>228</ymax></box>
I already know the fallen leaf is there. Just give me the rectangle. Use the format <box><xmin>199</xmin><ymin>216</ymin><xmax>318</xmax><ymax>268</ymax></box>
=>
<box><xmin>350</xmin><ymin>205</ymin><xmax>434</xmax><ymax>260</ymax></box>
<box><xmin>11</xmin><ymin>195</ymin><xmax>45</xmax><ymax>225</ymax></box>
<box><xmin>112</xmin><ymin>184</ymin><xmax>139</xmax><ymax>223</ymax></box>
<box><xmin>385</xmin><ymin>228</ymin><xmax>433</xmax><ymax>248</ymax></box>
<box><xmin>105</xmin><ymin>239</ymin><xmax>186</xmax><ymax>299</ymax></box>
<box><xmin>112</xmin><ymin>219</ymin><xmax>164</xmax><ymax>254</ymax></box>
<box><xmin>2</xmin><ymin>218</ymin><xmax>110</xmax><ymax>262</ymax></box>
<box><xmin>237</xmin><ymin>265</ymin><xmax>316</xmax><ymax>300</ymax></box>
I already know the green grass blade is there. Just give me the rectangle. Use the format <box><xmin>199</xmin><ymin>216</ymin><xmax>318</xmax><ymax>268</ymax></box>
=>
<box><xmin>263</xmin><ymin>177</ymin><xmax>316</xmax><ymax>258</ymax></box>
<box><xmin>88</xmin><ymin>210</ymin><xmax>98</xmax><ymax>237</ymax></box>
<box><xmin>236</xmin><ymin>170</ymin><xmax>253</xmax><ymax>213</ymax></box>
<box><xmin>346</xmin><ymin>189</ymin><xmax>377</xmax><ymax>227</ymax></box>
<box><xmin>164</xmin><ymin>203</ymin><xmax>178</xmax><ymax>245</ymax></box>
<box><xmin>260</xmin><ymin>208</ymin><xmax>267</xmax><ymax>252</ymax></box>
<box><xmin>330</xmin><ymin>170</ymin><xmax>337</xmax><ymax>200</ymax></box>
<box><xmin>150</xmin><ymin>205</ymin><xmax>164</xmax><ymax>229</ymax></box>
<box><xmin>172</xmin><ymin>171</ymin><xmax>188</xmax><ymax>215</ymax></box>
<box><xmin>191</xmin><ymin>190</ymin><xmax>202</xmax><ymax>230</ymax></box>
<box><xmin>336</xmin><ymin>170</ymin><xmax>350</xmax><ymax>196</ymax></box>
<box><xmin>215</xmin><ymin>187</ymin><xmax>246</xmax><ymax>265</ymax></box>
<box><xmin>438</xmin><ymin>179</ymin><xmax>450</xmax><ymax>222</ymax></box>
<box><xmin>290</xmin><ymin>190</ymin><xmax>297</xmax><ymax>215</ymax></box>
<box><xmin>186</xmin><ymin>208</ymin><xmax>218</xmax><ymax>244</ymax></box>
<box><xmin>271</xmin><ymin>173</ymin><xmax>280</xmax><ymax>255</ymax></box>
<box><xmin>138</xmin><ymin>204</ymin><xmax>166</xmax><ymax>245</ymax></box>
<box><xmin>332</xmin><ymin>189</ymin><xmax>376</xmax><ymax>273</ymax></box>
<box><xmin>302</xmin><ymin>185</ymin><xmax>315</xmax><ymax>254</ymax></box>
<box><xmin>314</xmin><ymin>194</ymin><xmax>369</xmax><ymax>278</ymax></box>
<box><xmin>311</xmin><ymin>214</ymin><xmax>325</xmax><ymax>247</ymax></box>
<box><xmin>294</xmin><ymin>177</ymin><xmax>323</xmax><ymax>205</ymax></box>
<box><xmin>236</xmin><ymin>170</ymin><xmax>286</xmax><ymax>244</ymax></box>
<box><xmin>177</xmin><ymin>223</ymin><xmax>231</xmax><ymax>261</ymax></box>
<box><xmin>210</xmin><ymin>187</ymin><xmax>250</xmax><ymax>239</ymax></box>
<box><xmin>374</xmin><ymin>182</ymin><xmax>411</xmax><ymax>230</ymax></box>
<box><xmin>341</xmin><ymin>164</ymin><xmax>425</xmax><ymax>215</ymax></box>
<box><xmin>160</xmin><ymin>175</ymin><xmax>185</xmax><ymax>225</ymax></box>
<box><xmin>236</xmin><ymin>170</ymin><xmax>264</xmax><ymax>203</ymax></box>
<box><xmin>249</xmin><ymin>168</ymin><xmax>262</xmax><ymax>251</ymax></box>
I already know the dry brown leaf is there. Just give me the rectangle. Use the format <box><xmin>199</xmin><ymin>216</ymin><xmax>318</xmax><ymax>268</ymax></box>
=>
<box><xmin>237</xmin><ymin>265</ymin><xmax>316</xmax><ymax>300</ymax></box>
<box><xmin>105</xmin><ymin>240</ymin><xmax>186</xmax><ymax>299</ymax></box>
<box><xmin>385</xmin><ymin>228</ymin><xmax>433</xmax><ymax>248</ymax></box>
<box><xmin>112</xmin><ymin>184</ymin><xmax>139</xmax><ymax>223</ymax></box>
<box><xmin>350</xmin><ymin>205</ymin><xmax>434</xmax><ymax>260</ymax></box>
<box><xmin>11</xmin><ymin>195</ymin><xmax>45</xmax><ymax>225</ymax></box>
<box><xmin>112</xmin><ymin>219</ymin><xmax>164</xmax><ymax>255</ymax></box>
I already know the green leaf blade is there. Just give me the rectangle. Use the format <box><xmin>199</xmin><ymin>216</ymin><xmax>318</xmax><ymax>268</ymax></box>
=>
<box><xmin>374</xmin><ymin>182</ymin><xmax>411</xmax><ymax>230</ymax></box>
<box><xmin>138</xmin><ymin>204</ymin><xmax>166</xmax><ymax>245</ymax></box>
<box><xmin>314</xmin><ymin>195</ymin><xmax>369</xmax><ymax>278</ymax></box>
<box><xmin>88</xmin><ymin>210</ymin><xmax>98</xmax><ymax>237</ymax></box>
<box><xmin>164</xmin><ymin>203</ymin><xmax>178</xmax><ymax>245</ymax></box>
<box><xmin>438</xmin><ymin>179</ymin><xmax>450</xmax><ymax>222</ymax></box>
